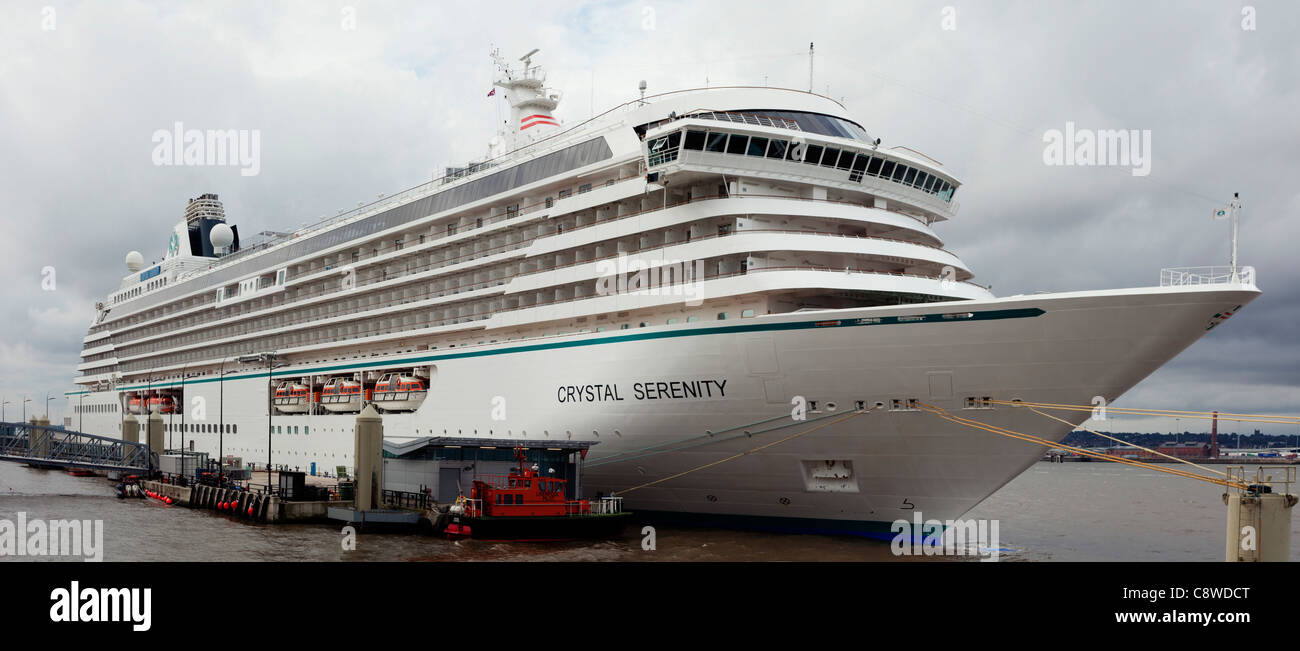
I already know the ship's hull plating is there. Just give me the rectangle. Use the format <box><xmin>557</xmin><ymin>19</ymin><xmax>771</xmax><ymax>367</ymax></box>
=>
<box><xmin>74</xmin><ymin>284</ymin><xmax>1257</xmax><ymax>535</ymax></box>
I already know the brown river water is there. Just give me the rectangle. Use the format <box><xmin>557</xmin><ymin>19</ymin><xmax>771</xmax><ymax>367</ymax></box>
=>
<box><xmin>2</xmin><ymin>461</ymin><xmax>1296</xmax><ymax>562</ymax></box>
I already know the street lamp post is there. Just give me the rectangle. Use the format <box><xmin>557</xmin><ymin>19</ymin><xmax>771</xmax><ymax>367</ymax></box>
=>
<box><xmin>238</xmin><ymin>352</ymin><xmax>281</xmax><ymax>493</ymax></box>
<box><xmin>2</xmin><ymin>397</ymin><xmax>9</xmax><ymax>422</ymax></box>
<box><xmin>45</xmin><ymin>392</ymin><xmax>52</xmax><ymax>422</ymax></box>
<box><xmin>218</xmin><ymin>357</ymin><xmax>237</xmax><ymax>486</ymax></box>
<box><xmin>22</xmin><ymin>395</ymin><xmax>32</xmax><ymax>422</ymax></box>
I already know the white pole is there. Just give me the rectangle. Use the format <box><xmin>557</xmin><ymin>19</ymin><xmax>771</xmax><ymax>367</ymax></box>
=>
<box><xmin>808</xmin><ymin>42</ymin><xmax>814</xmax><ymax>93</ymax></box>
<box><xmin>1227</xmin><ymin>191</ymin><xmax>1237</xmax><ymax>275</ymax></box>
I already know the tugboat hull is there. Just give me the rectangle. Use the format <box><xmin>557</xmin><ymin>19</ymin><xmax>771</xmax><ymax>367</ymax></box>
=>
<box><xmin>446</xmin><ymin>512</ymin><xmax>632</xmax><ymax>542</ymax></box>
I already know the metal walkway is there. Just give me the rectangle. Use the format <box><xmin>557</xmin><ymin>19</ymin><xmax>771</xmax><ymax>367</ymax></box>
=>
<box><xmin>0</xmin><ymin>422</ymin><xmax>154</xmax><ymax>473</ymax></box>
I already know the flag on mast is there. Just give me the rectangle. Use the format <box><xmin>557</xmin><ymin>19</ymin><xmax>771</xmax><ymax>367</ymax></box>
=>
<box><xmin>1212</xmin><ymin>205</ymin><xmax>1229</xmax><ymax>220</ymax></box>
<box><xmin>487</xmin><ymin>88</ymin><xmax>496</xmax><ymax>97</ymax></box>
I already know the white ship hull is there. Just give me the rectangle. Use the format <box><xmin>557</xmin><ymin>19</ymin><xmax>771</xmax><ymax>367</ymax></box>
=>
<box><xmin>72</xmin><ymin>282</ymin><xmax>1256</xmax><ymax>536</ymax></box>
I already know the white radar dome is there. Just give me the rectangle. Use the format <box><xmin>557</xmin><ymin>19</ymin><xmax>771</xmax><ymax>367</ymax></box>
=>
<box><xmin>209</xmin><ymin>223</ymin><xmax>234</xmax><ymax>249</ymax></box>
<box><xmin>125</xmin><ymin>251</ymin><xmax>144</xmax><ymax>272</ymax></box>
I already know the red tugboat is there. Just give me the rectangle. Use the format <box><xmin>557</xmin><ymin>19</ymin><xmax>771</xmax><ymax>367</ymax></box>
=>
<box><xmin>443</xmin><ymin>447</ymin><xmax>629</xmax><ymax>541</ymax></box>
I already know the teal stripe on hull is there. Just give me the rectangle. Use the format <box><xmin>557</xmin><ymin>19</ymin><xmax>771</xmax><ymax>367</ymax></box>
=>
<box><xmin>69</xmin><ymin>307</ymin><xmax>1044</xmax><ymax>395</ymax></box>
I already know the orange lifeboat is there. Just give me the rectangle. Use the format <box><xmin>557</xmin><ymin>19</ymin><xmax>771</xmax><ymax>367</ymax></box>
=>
<box><xmin>146</xmin><ymin>396</ymin><xmax>176</xmax><ymax>414</ymax></box>
<box><xmin>273</xmin><ymin>382</ymin><xmax>310</xmax><ymax>414</ymax></box>
<box><xmin>321</xmin><ymin>378</ymin><xmax>363</xmax><ymax>413</ymax></box>
<box><xmin>371</xmin><ymin>373</ymin><xmax>427</xmax><ymax>412</ymax></box>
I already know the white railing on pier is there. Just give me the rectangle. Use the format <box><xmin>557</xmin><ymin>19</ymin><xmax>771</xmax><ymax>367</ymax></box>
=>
<box><xmin>590</xmin><ymin>496</ymin><xmax>624</xmax><ymax>515</ymax></box>
<box><xmin>1160</xmin><ymin>266</ymin><xmax>1256</xmax><ymax>287</ymax></box>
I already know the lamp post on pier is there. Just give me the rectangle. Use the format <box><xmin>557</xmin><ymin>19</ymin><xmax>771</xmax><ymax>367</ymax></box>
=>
<box><xmin>238</xmin><ymin>352</ymin><xmax>282</xmax><ymax>493</ymax></box>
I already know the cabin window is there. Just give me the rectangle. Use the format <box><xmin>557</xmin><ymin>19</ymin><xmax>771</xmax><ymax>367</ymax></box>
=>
<box><xmin>578</xmin><ymin>183</ymin><xmax>592</xmax><ymax>194</ymax></box>
<box><xmin>717</xmin><ymin>312</ymin><xmax>729</xmax><ymax>320</ymax></box>
<box><xmin>836</xmin><ymin>150</ymin><xmax>854</xmax><ymax>170</ymax></box>
<box><xmin>892</xmin><ymin>164</ymin><xmax>907</xmax><ymax>182</ymax></box>
<box><xmin>704</xmin><ymin>132</ymin><xmax>728</xmax><ymax>152</ymax></box>
<box><xmin>725</xmin><ymin>134</ymin><xmax>748</xmax><ymax>155</ymax></box>
<box><xmin>903</xmin><ymin>168</ymin><xmax>918</xmax><ymax>186</ymax></box>
<box><xmin>766</xmin><ymin>139</ymin><xmax>788</xmax><ymax>159</ymax></box>
<box><xmin>683</xmin><ymin>130</ymin><xmax>706</xmax><ymax>150</ymax></box>
<box><xmin>747</xmin><ymin>137</ymin><xmax>769</xmax><ymax>157</ymax></box>
<box><xmin>742</xmin><ymin>309</ymin><xmax>756</xmax><ymax>317</ymax></box>
<box><xmin>879</xmin><ymin>160</ymin><xmax>895</xmax><ymax>179</ymax></box>
<box><xmin>558</xmin><ymin>188</ymin><xmax>572</xmax><ymax>199</ymax></box>
<box><xmin>820</xmin><ymin>148</ymin><xmax>841</xmax><ymax>168</ymax></box>
<box><xmin>923</xmin><ymin>175</ymin><xmax>937</xmax><ymax>192</ymax></box>
<box><xmin>804</xmin><ymin>144</ymin><xmax>824</xmax><ymax>165</ymax></box>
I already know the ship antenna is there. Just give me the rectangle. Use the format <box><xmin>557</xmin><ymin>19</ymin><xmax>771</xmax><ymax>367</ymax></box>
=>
<box><xmin>808</xmin><ymin>42</ymin><xmax>814</xmax><ymax>93</ymax></box>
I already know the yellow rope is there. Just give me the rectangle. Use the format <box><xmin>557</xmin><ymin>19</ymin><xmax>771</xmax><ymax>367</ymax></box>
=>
<box><xmin>614</xmin><ymin>408</ymin><xmax>870</xmax><ymax>495</ymax></box>
<box><xmin>987</xmin><ymin>400</ymin><xmax>1300</xmax><ymax>425</ymax></box>
<box><xmin>1024</xmin><ymin>406</ymin><xmax>1227</xmax><ymax>478</ymax></box>
<box><xmin>915</xmin><ymin>402</ymin><xmax>1249</xmax><ymax>490</ymax></box>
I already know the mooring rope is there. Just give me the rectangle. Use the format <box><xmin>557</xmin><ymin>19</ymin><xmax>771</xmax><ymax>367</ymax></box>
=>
<box><xmin>915</xmin><ymin>402</ymin><xmax>1249</xmax><ymax>490</ymax></box>
<box><xmin>987</xmin><ymin>399</ymin><xmax>1300</xmax><ymax>426</ymax></box>
<box><xmin>613</xmin><ymin>407</ymin><xmax>872</xmax><ymax>495</ymax></box>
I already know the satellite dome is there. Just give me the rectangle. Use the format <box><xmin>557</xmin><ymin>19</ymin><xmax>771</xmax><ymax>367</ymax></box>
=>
<box><xmin>125</xmin><ymin>251</ymin><xmax>144</xmax><ymax>272</ymax></box>
<box><xmin>210</xmin><ymin>223</ymin><xmax>234</xmax><ymax>249</ymax></box>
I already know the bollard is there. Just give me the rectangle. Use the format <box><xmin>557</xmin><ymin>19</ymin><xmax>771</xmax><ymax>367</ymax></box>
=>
<box><xmin>147</xmin><ymin>407</ymin><xmax>164</xmax><ymax>463</ymax></box>
<box><xmin>1224</xmin><ymin>467</ymin><xmax>1297</xmax><ymax>562</ymax></box>
<box><xmin>122</xmin><ymin>415</ymin><xmax>140</xmax><ymax>445</ymax></box>
<box><xmin>353</xmin><ymin>404</ymin><xmax>384</xmax><ymax>511</ymax></box>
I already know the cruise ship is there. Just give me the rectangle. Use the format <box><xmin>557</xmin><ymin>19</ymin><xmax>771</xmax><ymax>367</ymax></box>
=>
<box><xmin>67</xmin><ymin>51</ymin><xmax>1259</xmax><ymax>537</ymax></box>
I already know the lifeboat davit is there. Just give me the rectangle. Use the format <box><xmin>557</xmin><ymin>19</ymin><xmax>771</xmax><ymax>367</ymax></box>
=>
<box><xmin>321</xmin><ymin>378</ymin><xmax>364</xmax><ymax>413</ymax></box>
<box><xmin>371</xmin><ymin>373</ymin><xmax>427</xmax><ymax>412</ymax></box>
<box><xmin>273</xmin><ymin>382</ymin><xmax>311</xmax><ymax>414</ymax></box>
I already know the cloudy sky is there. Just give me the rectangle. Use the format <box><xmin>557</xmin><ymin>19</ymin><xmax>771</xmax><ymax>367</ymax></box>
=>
<box><xmin>0</xmin><ymin>1</ymin><xmax>1295</xmax><ymax>436</ymax></box>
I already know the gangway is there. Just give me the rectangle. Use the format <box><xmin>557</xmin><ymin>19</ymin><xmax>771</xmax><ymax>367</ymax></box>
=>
<box><xmin>0</xmin><ymin>421</ymin><xmax>154</xmax><ymax>473</ymax></box>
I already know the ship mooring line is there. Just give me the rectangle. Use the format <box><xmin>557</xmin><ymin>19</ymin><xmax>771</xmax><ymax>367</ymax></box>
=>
<box><xmin>1023</xmin><ymin>406</ymin><xmax>1228</xmax><ymax>478</ymax></box>
<box><xmin>612</xmin><ymin>408</ymin><xmax>872</xmax><ymax>495</ymax></box>
<box><xmin>586</xmin><ymin>412</ymin><xmax>793</xmax><ymax>467</ymax></box>
<box><xmin>587</xmin><ymin>409</ymin><xmax>855</xmax><ymax>468</ymax></box>
<box><xmin>987</xmin><ymin>400</ymin><xmax>1300</xmax><ymax>425</ymax></box>
<box><xmin>916</xmin><ymin>402</ymin><xmax>1249</xmax><ymax>490</ymax></box>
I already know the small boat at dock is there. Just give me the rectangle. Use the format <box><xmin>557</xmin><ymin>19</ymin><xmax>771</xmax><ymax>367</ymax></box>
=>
<box><xmin>441</xmin><ymin>447</ymin><xmax>630</xmax><ymax>541</ymax></box>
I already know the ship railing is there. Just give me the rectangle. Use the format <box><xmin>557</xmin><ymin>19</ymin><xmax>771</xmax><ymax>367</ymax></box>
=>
<box><xmin>514</xmin><ymin>227</ymin><xmax>961</xmax><ymax>280</ymax></box>
<box><xmin>463</xmin><ymin>498</ymin><xmax>483</xmax><ymax>517</ymax></box>
<box><xmin>644</xmin><ymin>110</ymin><xmax>803</xmax><ymax>132</ymax></box>
<box><xmin>1160</xmin><ymin>266</ymin><xmax>1256</xmax><ymax>287</ymax></box>
<box><xmin>589</xmin><ymin>496</ymin><xmax>624</xmax><ymax>515</ymax></box>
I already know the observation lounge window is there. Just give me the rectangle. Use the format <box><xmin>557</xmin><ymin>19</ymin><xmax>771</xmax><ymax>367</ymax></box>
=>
<box><xmin>892</xmin><ymin>164</ymin><xmax>907</xmax><ymax>182</ymax></box>
<box><xmin>725</xmin><ymin>134</ymin><xmax>749</xmax><ymax>155</ymax></box>
<box><xmin>835</xmin><ymin>150</ymin><xmax>854</xmax><ymax>170</ymax></box>
<box><xmin>704</xmin><ymin>132</ymin><xmax>728</xmax><ymax>152</ymax></box>
<box><xmin>866</xmin><ymin>156</ymin><xmax>882</xmax><ymax>177</ymax></box>
<box><xmin>923</xmin><ymin>176</ymin><xmax>936</xmax><ymax>192</ymax></box>
<box><xmin>766</xmin><ymin>139</ymin><xmax>788</xmax><ymax>159</ymax></box>
<box><xmin>850</xmin><ymin>154</ymin><xmax>869</xmax><ymax>182</ymax></box>
<box><xmin>684</xmin><ymin>130</ymin><xmax>706</xmax><ymax>150</ymax></box>
<box><xmin>804</xmin><ymin>144</ymin><xmax>824</xmax><ymax>165</ymax></box>
<box><xmin>909</xmin><ymin>170</ymin><xmax>924</xmax><ymax>188</ymax></box>
<box><xmin>820</xmin><ymin>148</ymin><xmax>841</xmax><ymax>168</ymax></box>
<box><xmin>747</xmin><ymin>137</ymin><xmax>769</xmax><ymax>157</ymax></box>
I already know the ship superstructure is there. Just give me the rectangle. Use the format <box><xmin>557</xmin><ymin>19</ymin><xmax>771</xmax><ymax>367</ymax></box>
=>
<box><xmin>67</xmin><ymin>51</ymin><xmax>1259</xmax><ymax>536</ymax></box>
